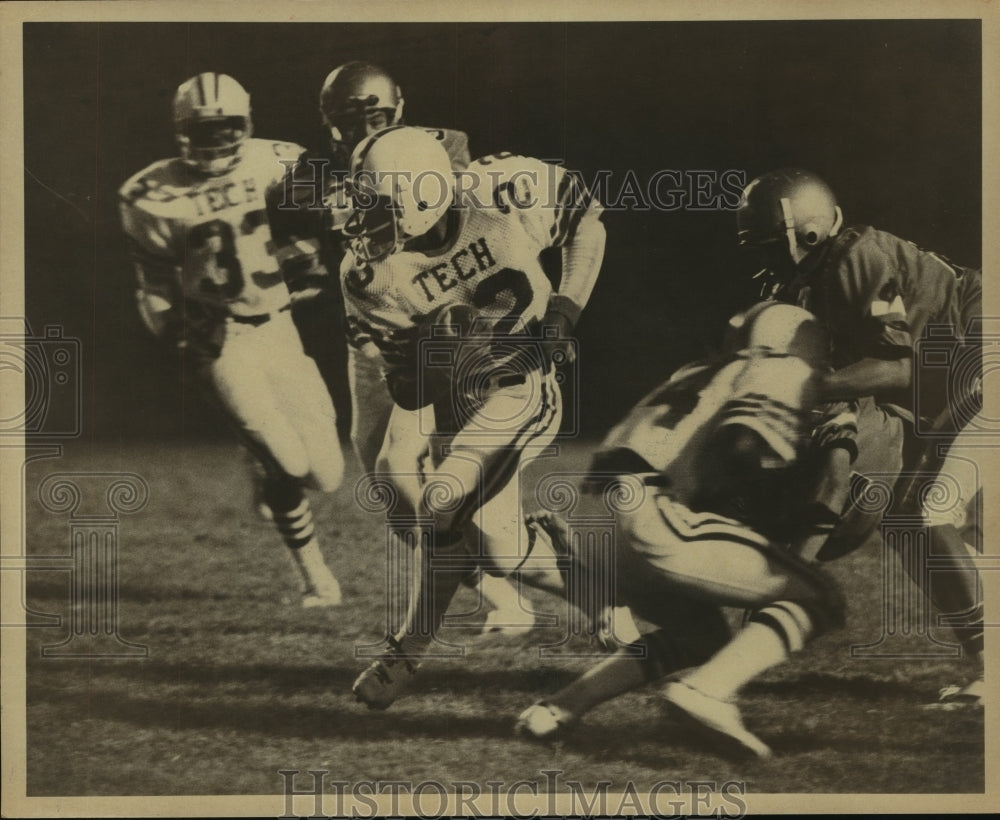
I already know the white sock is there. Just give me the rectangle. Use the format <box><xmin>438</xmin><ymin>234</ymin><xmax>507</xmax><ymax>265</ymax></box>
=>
<box><xmin>682</xmin><ymin>602</ymin><xmax>813</xmax><ymax>701</ymax></box>
<box><xmin>288</xmin><ymin>539</ymin><xmax>337</xmax><ymax>592</ymax></box>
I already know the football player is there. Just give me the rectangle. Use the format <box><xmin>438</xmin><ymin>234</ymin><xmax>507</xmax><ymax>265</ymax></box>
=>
<box><xmin>516</xmin><ymin>302</ymin><xmax>852</xmax><ymax>758</ymax></box>
<box><xmin>266</xmin><ymin>64</ymin><xmax>530</xmax><ymax>631</ymax></box>
<box><xmin>120</xmin><ymin>72</ymin><xmax>344</xmax><ymax>608</ymax></box>
<box><xmin>736</xmin><ymin>168</ymin><xmax>984</xmax><ymax>706</ymax></box>
<box><xmin>342</xmin><ymin>127</ymin><xmax>607</xmax><ymax>709</ymax></box>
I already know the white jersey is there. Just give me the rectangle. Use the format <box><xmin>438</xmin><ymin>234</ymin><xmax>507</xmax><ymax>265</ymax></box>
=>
<box><xmin>341</xmin><ymin>154</ymin><xmax>598</xmax><ymax>371</ymax></box>
<box><xmin>120</xmin><ymin>138</ymin><xmax>304</xmax><ymax>318</ymax></box>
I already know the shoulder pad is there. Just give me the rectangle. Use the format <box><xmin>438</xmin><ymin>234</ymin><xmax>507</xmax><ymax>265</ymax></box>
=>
<box><xmin>417</xmin><ymin>127</ymin><xmax>471</xmax><ymax>169</ymax></box>
<box><xmin>118</xmin><ymin>158</ymin><xmax>190</xmax><ymax>209</ymax></box>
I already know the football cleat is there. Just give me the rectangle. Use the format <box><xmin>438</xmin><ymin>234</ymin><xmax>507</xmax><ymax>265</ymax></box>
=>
<box><xmin>288</xmin><ymin>542</ymin><xmax>342</xmax><ymax>608</ymax></box>
<box><xmin>352</xmin><ymin>639</ymin><xmax>420</xmax><ymax>710</ymax></box>
<box><xmin>300</xmin><ymin>574</ymin><xmax>342</xmax><ymax>609</ymax></box>
<box><xmin>662</xmin><ymin>681</ymin><xmax>772</xmax><ymax>759</ymax></box>
<box><xmin>924</xmin><ymin>675</ymin><xmax>985</xmax><ymax>710</ymax></box>
<box><xmin>515</xmin><ymin>701</ymin><xmax>577</xmax><ymax>742</ymax></box>
<box><xmin>481</xmin><ymin>607</ymin><xmax>537</xmax><ymax>635</ymax></box>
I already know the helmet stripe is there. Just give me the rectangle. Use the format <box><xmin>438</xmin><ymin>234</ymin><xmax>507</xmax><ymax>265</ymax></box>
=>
<box><xmin>213</xmin><ymin>71</ymin><xmax>220</xmax><ymax>102</ymax></box>
<box><xmin>196</xmin><ymin>73</ymin><xmax>208</xmax><ymax>106</ymax></box>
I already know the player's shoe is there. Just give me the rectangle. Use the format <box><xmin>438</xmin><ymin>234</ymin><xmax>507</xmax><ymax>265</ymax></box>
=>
<box><xmin>515</xmin><ymin>701</ymin><xmax>577</xmax><ymax>741</ymax></box>
<box><xmin>481</xmin><ymin>607</ymin><xmax>538</xmax><ymax>635</ymax></box>
<box><xmin>301</xmin><ymin>576</ymin><xmax>342</xmax><ymax>609</ymax></box>
<box><xmin>925</xmin><ymin>675</ymin><xmax>985</xmax><ymax>710</ymax></box>
<box><xmin>662</xmin><ymin>681</ymin><xmax>772</xmax><ymax>759</ymax></box>
<box><xmin>352</xmin><ymin>639</ymin><xmax>420</xmax><ymax>710</ymax></box>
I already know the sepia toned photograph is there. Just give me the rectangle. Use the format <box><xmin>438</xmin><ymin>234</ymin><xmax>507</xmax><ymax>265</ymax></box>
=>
<box><xmin>2</xmin><ymin>1</ymin><xmax>997</xmax><ymax>816</ymax></box>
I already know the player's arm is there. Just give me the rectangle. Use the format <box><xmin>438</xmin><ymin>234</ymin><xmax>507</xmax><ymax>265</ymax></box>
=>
<box><xmin>339</xmin><ymin>256</ymin><xmax>430</xmax><ymax>410</ymax></box>
<box><xmin>817</xmin><ymin>244</ymin><xmax>913</xmax><ymax>402</ymax></box>
<box><xmin>789</xmin><ymin>401</ymin><xmax>859</xmax><ymax>562</ymax></box>
<box><xmin>265</xmin><ymin>146</ymin><xmax>331</xmax><ymax>301</ymax></box>
<box><xmin>119</xmin><ymin>198</ymin><xmax>180</xmax><ymax>341</ymax></box>
<box><xmin>520</xmin><ymin>159</ymin><xmax>606</xmax><ymax>356</ymax></box>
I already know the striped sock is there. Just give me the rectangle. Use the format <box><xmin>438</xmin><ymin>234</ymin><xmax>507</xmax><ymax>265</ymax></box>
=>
<box><xmin>682</xmin><ymin>601</ymin><xmax>814</xmax><ymax>701</ymax></box>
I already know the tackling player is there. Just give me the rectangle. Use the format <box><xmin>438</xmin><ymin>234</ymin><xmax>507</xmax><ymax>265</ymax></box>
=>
<box><xmin>341</xmin><ymin>127</ymin><xmax>606</xmax><ymax>709</ymax></box>
<box><xmin>120</xmin><ymin>72</ymin><xmax>344</xmax><ymax>608</ymax></box>
<box><xmin>517</xmin><ymin>303</ymin><xmax>852</xmax><ymax>758</ymax></box>
<box><xmin>736</xmin><ymin>168</ymin><xmax>984</xmax><ymax>706</ymax></box>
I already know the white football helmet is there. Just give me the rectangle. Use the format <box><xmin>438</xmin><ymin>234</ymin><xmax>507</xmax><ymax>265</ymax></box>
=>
<box><xmin>344</xmin><ymin>126</ymin><xmax>454</xmax><ymax>263</ymax></box>
<box><xmin>725</xmin><ymin>301</ymin><xmax>829</xmax><ymax>369</ymax></box>
<box><xmin>173</xmin><ymin>72</ymin><xmax>252</xmax><ymax>176</ymax></box>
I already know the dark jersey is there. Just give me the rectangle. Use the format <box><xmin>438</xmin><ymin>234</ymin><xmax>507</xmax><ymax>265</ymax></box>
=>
<box><xmin>778</xmin><ymin>225</ymin><xmax>981</xmax><ymax>421</ymax></box>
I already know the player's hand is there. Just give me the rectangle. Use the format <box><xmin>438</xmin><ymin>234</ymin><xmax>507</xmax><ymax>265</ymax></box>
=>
<box><xmin>540</xmin><ymin>308</ymin><xmax>577</xmax><ymax>367</ymax></box>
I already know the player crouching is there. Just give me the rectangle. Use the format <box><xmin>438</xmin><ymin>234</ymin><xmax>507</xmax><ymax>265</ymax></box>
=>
<box><xmin>517</xmin><ymin>303</ymin><xmax>853</xmax><ymax>758</ymax></box>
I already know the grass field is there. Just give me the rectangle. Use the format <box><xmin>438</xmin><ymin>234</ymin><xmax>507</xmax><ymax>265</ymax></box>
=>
<box><xmin>21</xmin><ymin>440</ymin><xmax>984</xmax><ymax>798</ymax></box>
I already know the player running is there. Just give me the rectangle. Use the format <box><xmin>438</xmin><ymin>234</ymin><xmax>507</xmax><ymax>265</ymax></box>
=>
<box><xmin>341</xmin><ymin>127</ymin><xmax>607</xmax><ymax>709</ymax></box>
<box><xmin>736</xmin><ymin>169</ymin><xmax>984</xmax><ymax>706</ymax></box>
<box><xmin>119</xmin><ymin>72</ymin><xmax>344</xmax><ymax>608</ymax></box>
<box><xmin>517</xmin><ymin>302</ymin><xmax>853</xmax><ymax>758</ymax></box>
<box><xmin>266</xmin><ymin>63</ymin><xmax>529</xmax><ymax>631</ymax></box>
<box><xmin>267</xmin><ymin>61</ymin><xmax>470</xmax><ymax>478</ymax></box>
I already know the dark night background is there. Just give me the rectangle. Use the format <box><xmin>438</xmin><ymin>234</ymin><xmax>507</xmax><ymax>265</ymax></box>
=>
<box><xmin>23</xmin><ymin>21</ymin><xmax>981</xmax><ymax>443</ymax></box>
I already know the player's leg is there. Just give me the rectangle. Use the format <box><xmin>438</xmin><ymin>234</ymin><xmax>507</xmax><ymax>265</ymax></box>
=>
<box><xmin>916</xmin><ymin>425</ymin><xmax>984</xmax><ymax>706</ymax></box>
<box><xmin>908</xmin><ymin>273</ymin><xmax>983</xmax><ymax>704</ymax></box>
<box><xmin>352</xmin><ymin>376</ymin><xmax>561</xmax><ymax>708</ymax></box>
<box><xmin>456</xmin><ymin>376</ymin><xmax>571</xmax><ymax>639</ymax></box>
<box><xmin>518</xmin><ymin>594</ymin><xmax>731</xmax><ymax>741</ymax></box>
<box><xmin>209</xmin><ymin>321</ymin><xmax>340</xmax><ymax>607</ymax></box>
<box><xmin>817</xmin><ymin>397</ymin><xmax>904</xmax><ymax>560</ymax></box>
<box><xmin>268</xmin><ymin>314</ymin><xmax>344</xmax><ymax>492</ymax></box>
<box><xmin>645</xmin><ymin>502</ymin><xmax>842</xmax><ymax>756</ymax></box>
<box><xmin>349</xmin><ymin>342</ymin><xmax>397</xmax><ymax>473</ymax></box>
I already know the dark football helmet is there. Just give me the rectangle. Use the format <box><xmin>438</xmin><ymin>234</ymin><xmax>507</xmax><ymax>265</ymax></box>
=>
<box><xmin>736</xmin><ymin>169</ymin><xmax>843</xmax><ymax>283</ymax></box>
<box><xmin>319</xmin><ymin>62</ymin><xmax>405</xmax><ymax>163</ymax></box>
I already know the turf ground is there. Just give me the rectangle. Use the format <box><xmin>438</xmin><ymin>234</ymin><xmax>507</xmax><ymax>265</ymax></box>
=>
<box><xmin>20</xmin><ymin>440</ymin><xmax>984</xmax><ymax>797</ymax></box>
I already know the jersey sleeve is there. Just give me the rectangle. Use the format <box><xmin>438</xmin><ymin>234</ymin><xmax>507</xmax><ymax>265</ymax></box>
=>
<box><xmin>119</xmin><ymin>194</ymin><xmax>178</xmax><ymax>299</ymax></box>
<box><xmin>264</xmin><ymin>145</ymin><xmax>335</xmax><ymax>291</ymax></box>
<box><xmin>831</xmin><ymin>235</ymin><xmax>913</xmax><ymax>361</ymax></box>
<box><xmin>491</xmin><ymin>156</ymin><xmax>605</xmax><ymax>324</ymax></box>
<box><xmin>118</xmin><ymin>184</ymin><xmax>185</xmax><ymax>338</ymax></box>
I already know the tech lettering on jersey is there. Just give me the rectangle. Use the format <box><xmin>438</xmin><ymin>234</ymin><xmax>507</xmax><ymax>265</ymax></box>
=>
<box><xmin>188</xmin><ymin>176</ymin><xmax>260</xmax><ymax>217</ymax></box>
<box><xmin>412</xmin><ymin>237</ymin><xmax>496</xmax><ymax>302</ymax></box>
